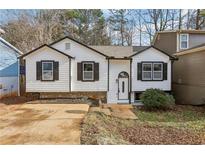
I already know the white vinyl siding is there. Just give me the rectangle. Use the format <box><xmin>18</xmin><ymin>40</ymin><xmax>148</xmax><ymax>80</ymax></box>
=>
<box><xmin>132</xmin><ymin>47</ymin><xmax>171</xmax><ymax>94</ymax></box>
<box><xmin>24</xmin><ymin>46</ymin><xmax>70</xmax><ymax>92</ymax></box>
<box><xmin>51</xmin><ymin>38</ymin><xmax>107</xmax><ymax>91</ymax></box>
<box><xmin>180</xmin><ymin>34</ymin><xmax>189</xmax><ymax>49</ymax></box>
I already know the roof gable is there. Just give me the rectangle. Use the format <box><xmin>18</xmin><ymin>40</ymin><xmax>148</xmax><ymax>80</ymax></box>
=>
<box><xmin>129</xmin><ymin>46</ymin><xmax>175</xmax><ymax>60</ymax></box>
<box><xmin>19</xmin><ymin>44</ymin><xmax>74</xmax><ymax>59</ymax></box>
<box><xmin>49</xmin><ymin>36</ymin><xmax>109</xmax><ymax>58</ymax></box>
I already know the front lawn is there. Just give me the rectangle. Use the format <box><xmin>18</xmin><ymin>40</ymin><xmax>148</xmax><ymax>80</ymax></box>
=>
<box><xmin>81</xmin><ymin>105</ymin><xmax>205</xmax><ymax>144</ymax></box>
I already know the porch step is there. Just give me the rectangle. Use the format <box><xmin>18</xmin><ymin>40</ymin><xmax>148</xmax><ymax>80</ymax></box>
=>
<box><xmin>117</xmin><ymin>99</ymin><xmax>129</xmax><ymax>104</ymax></box>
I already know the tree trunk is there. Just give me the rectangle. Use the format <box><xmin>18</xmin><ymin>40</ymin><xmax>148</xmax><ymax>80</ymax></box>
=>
<box><xmin>178</xmin><ymin>9</ymin><xmax>182</xmax><ymax>30</ymax></box>
<box><xmin>196</xmin><ymin>9</ymin><xmax>200</xmax><ymax>30</ymax></box>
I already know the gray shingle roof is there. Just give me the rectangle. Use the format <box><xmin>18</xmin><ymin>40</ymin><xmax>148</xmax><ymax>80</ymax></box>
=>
<box><xmin>90</xmin><ymin>46</ymin><xmax>149</xmax><ymax>58</ymax></box>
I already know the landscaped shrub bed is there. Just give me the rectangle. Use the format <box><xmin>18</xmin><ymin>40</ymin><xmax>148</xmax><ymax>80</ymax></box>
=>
<box><xmin>140</xmin><ymin>88</ymin><xmax>175</xmax><ymax>110</ymax></box>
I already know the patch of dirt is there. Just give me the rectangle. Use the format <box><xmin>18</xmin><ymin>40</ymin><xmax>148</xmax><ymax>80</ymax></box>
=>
<box><xmin>0</xmin><ymin>104</ymin><xmax>89</xmax><ymax>144</ymax></box>
<box><xmin>9</xmin><ymin>115</ymin><xmax>49</xmax><ymax>127</ymax></box>
<box><xmin>0</xmin><ymin>96</ymin><xmax>31</xmax><ymax>105</ymax></box>
<box><xmin>8</xmin><ymin>108</ymin><xmax>49</xmax><ymax>127</ymax></box>
<box><xmin>0</xmin><ymin>134</ymin><xmax>22</xmax><ymax>144</ymax></box>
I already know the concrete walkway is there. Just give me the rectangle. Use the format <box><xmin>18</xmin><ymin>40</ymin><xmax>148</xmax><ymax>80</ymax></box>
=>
<box><xmin>90</xmin><ymin>104</ymin><xmax>137</xmax><ymax>120</ymax></box>
<box><xmin>0</xmin><ymin>103</ymin><xmax>89</xmax><ymax>144</ymax></box>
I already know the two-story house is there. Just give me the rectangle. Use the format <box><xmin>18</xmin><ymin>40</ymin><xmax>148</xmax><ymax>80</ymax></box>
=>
<box><xmin>153</xmin><ymin>30</ymin><xmax>205</xmax><ymax>105</ymax></box>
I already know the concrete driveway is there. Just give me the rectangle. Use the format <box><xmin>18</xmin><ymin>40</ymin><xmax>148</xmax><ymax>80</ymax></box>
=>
<box><xmin>0</xmin><ymin>103</ymin><xmax>89</xmax><ymax>144</ymax></box>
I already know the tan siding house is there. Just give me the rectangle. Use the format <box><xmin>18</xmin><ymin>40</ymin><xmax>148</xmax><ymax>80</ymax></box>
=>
<box><xmin>153</xmin><ymin>30</ymin><xmax>205</xmax><ymax>105</ymax></box>
<box><xmin>173</xmin><ymin>49</ymin><xmax>205</xmax><ymax>105</ymax></box>
<box><xmin>153</xmin><ymin>32</ymin><xmax>177</xmax><ymax>55</ymax></box>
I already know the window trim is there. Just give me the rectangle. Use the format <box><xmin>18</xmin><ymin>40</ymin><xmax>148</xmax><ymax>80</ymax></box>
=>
<box><xmin>180</xmin><ymin>34</ymin><xmax>189</xmax><ymax>49</ymax></box>
<box><xmin>41</xmin><ymin>61</ymin><xmax>54</xmax><ymax>81</ymax></box>
<box><xmin>82</xmin><ymin>62</ymin><xmax>94</xmax><ymax>81</ymax></box>
<box><xmin>141</xmin><ymin>62</ymin><xmax>164</xmax><ymax>81</ymax></box>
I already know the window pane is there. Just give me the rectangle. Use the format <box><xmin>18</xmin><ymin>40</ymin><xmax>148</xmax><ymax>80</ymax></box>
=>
<box><xmin>143</xmin><ymin>72</ymin><xmax>152</xmax><ymax>80</ymax></box>
<box><xmin>43</xmin><ymin>71</ymin><xmax>53</xmax><ymax>80</ymax></box>
<box><xmin>143</xmin><ymin>64</ymin><xmax>151</xmax><ymax>71</ymax></box>
<box><xmin>84</xmin><ymin>72</ymin><xmax>93</xmax><ymax>80</ymax></box>
<box><xmin>84</xmin><ymin>63</ymin><xmax>93</xmax><ymax>71</ymax></box>
<box><xmin>154</xmin><ymin>64</ymin><xmax>162</xmax><ymax>71</ymax></box>
<box><xmin>43</xmin><ymin>63</ymin><xmax>52</xmax><ymax>70</ymax></box>
<box><xmin>181</xmin><ymin>35</ymin><xmax>187</xmax><ymax>41</ymax></box>
<box><xmin>181</xmin><ymin>42</ymin><xmax>187</xmax><ymax>48</ymax></box>
<box><xmin>153</xmin><ymin>72</ymin><xmax>162</xmax><ymax>79</ymax></box>
<box><xmin>122</xmin><ymin>81</ymin><xmax>124</xmax><ymax>93</ymax></box>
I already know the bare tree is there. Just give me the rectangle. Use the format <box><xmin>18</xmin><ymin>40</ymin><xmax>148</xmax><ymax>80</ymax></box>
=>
<box><xmin>195</xmin><ymin>9</ymin><xmax>205</xmax><ymax>29</ymax></box>
<box><xmin>108</xmin><ymin>9</ymin><xmax>132</xmax><ymax>46</ymax></box>
<box><xmin>178</xmin><ymin>9</ymin><xmax>182</xmax><ymax>30</ymax></box>
<box><xmin>187</xmin><ymin>10</ymin><xmax>190</xmax><ymax>29</ymax></box>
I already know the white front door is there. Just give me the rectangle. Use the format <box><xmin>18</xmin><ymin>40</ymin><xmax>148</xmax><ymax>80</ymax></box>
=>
<box><xmin>118</xmin><ymin>78</ymin><xmax>129</xmax><ymax>100</ymax></box>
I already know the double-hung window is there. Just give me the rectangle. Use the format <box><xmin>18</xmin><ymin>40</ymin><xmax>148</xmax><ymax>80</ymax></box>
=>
<box><xmin>180</xmin><ymin>34</ymin><xmax>189</xmax><ymax>49</ymax></box>
<box><xmin>142</xmin><ymin>63</ymin><xmax>152</xmax><ymax>80</ymax></box>
<box><xmin>42</xmin><ymin>62</ymin><xmax>53</xmax><ymax>81</ymax></box>
<box><xmin>83</xmin><ymin>62</ymin><xmax>94</xmax><ymax>81</ymax></box>
<box><xmin>142</xmin><ymin>62</ymin><xmax>163</xmax><ymax>81</ymax></box>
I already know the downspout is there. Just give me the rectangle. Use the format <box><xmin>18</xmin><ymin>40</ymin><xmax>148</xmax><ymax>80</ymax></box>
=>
<box><xmin>107</xmin><ymin>58</ymin><xmax>110</xmax><ymax>91</ymax></box>
<box><xmin>17</xmin><ymin>58</ymin><xmax>20</xmax><ymax>96</ymax></box>
<box><xmin>69</xmin><ymin>58</ymin><xmax>71</xmax><ymax>92</ymax></box>
<box><xmin>129</xmin><ymin>59</ymin><xmax>132</xmax><ymax>104</ymax></box>
<box><xmin>171</xmin><ymin>57</ymin><xmax>178</xmax><ymax>94</ymax></box>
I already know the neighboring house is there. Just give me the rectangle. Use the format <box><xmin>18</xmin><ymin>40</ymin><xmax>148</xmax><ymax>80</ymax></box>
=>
<box><xmin>0</xmin><ymin>37</ymin><xmax>23</xmax><ymax>99</ymax></box>
<box><xmin>153</xmin><ymin>30</ymin><xmax>205</xmax><ymax>105</ymax></box>
<box><xmin>19</xmin><ymin>36</ymin><xmax>174</xmax><ymax>104</ymax></box>
<box><xmin>153</xmin><ymin>30</ymin><xmax>205</xmax><ymax>55</ymax></box>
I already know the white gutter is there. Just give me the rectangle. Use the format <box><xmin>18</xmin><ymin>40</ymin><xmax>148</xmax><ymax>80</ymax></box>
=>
<box><xmin>17</xmin><ymin>59</ymin><xmax>20</xmax><ymax>96</ymax></box>
<box><xmin>0</xmin><ymin>37</ymin><xmax>23</xmax><ymax>55</ymax></box>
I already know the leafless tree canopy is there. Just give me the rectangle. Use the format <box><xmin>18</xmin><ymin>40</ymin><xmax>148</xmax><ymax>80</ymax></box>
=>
<box><xmin>0</xmin><ymin>9</ymin><xmax>205</xmax><ymax>52</ymax></box>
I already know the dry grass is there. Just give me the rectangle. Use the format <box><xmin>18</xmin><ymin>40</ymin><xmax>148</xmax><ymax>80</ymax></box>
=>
<box><xmin>81</xmin><ymin>105</ymin><xmax>205</xmax><ymax>144</ymax></box>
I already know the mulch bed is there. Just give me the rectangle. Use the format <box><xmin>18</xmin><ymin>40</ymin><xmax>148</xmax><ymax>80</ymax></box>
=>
<box><xmin>118</xmin><ymin>124</ymin><xmax>205</xmax><ymax>144</ymax></box>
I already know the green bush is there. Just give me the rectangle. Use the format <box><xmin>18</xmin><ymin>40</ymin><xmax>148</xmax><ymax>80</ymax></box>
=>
<box><xmin>140</xmin><ymin>88</ymin><xmax>175</xmax><ymax>110</ymax></box>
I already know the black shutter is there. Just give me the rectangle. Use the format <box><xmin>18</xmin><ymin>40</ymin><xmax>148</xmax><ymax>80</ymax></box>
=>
<box><xmin>94</xmin><ymin>62</ymin><xmax>99</xmax><ymax>81</ymax></box>
<box><xmin>163</xmin><ymin>63</ymin><xmax>168</xmax><ymax>80</ymax></box>
<box><xmin>77</xmin><ymin>62</ymin><xmax>82</xmax><ymax>81</ymax></box>
<box><xmin>36</xmin><ymin>62</ymin><xmax>42</xmax><ymax>80</ymax></box>
<box><xmin>54</xmin><ymin>61</ymin><xmax>59</xmax><ymax>80</ymax></box>
<box><xmin>137</xmin><ymin>63</ymin><xmax>142</xmax><ymax>80</ymax></box>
